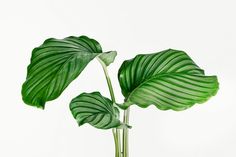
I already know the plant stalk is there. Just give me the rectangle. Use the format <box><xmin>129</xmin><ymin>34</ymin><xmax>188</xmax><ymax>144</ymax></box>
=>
<box><xmin>122</xmin><ymin>107</ymin><xmax>130</xmax><ymax>157</ymax></box>
<box><xmin>112</xmin><ymin>129</ymin><xmax>119</xmax><ymax>157</ymax></box>
<box><xmin>97</xmin><ymin>58</ymin><xmax>121</xmax><ymax>157</ymax></box>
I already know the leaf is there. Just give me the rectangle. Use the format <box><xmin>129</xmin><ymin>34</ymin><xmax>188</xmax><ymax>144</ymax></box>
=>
<box><xmin>70</xmin><ymin>92</ymin><xmax>121</xmax><ymax>129</ymax></box>
<box><xmin>22</xmin><ymin>36</ymin><xmax>102</xmax><ymax>109</ymax></box>
<box><xmin>98</xmin><ymin>51</ymin><xmax>117</xmax><ymax>66</ymax></box>
<box><xmin>118</xmin><ymin>49</ymin><xmax>219</xmax><ymax>111</ymax></box>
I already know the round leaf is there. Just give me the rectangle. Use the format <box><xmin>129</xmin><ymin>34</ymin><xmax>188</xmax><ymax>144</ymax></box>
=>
<box><xmin>22</xmin><ymin>36</ymin><xmax>102</xmax><ymax>108</ymax></box>
<box><xmin>118</xmin><ymin>49</ymin><xmax>219</xmax><ymax>111</ymax></box>
<box><xmin>70</xmin><ymin>92</ymin><xmax>121</xmax><ymax>129</ymax></box>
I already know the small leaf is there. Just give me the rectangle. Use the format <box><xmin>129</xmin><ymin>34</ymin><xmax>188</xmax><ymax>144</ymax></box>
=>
<box><xmin>118</xmin><ymin>49</ymin><xmax>219</xmax><ymax>111</ymax></box>
<box><xmin>98</xmin><ymin>51</ymin><xmax>117</xmax><ymax>66</ymax></box>
<box><xmin>22</xmin><ymin>36</ymin><xmax>102</xmax><ymax>109</ymax></box>
<box><xmin>70</xmin><ymin>92</ymin><xmax>121</xmax><ymax>129</ymax></box>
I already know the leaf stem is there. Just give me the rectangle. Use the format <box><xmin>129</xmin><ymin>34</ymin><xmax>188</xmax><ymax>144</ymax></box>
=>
<box><xmin>97</xmin><ymin>58</ymin><xmax>116</xmax><ymax>102</ymax></box>
<box><xmin>112</xmin><ymin>129</ymin><xmax>119</xmax><ymax>157</ymax></box>
<box><xmin>122</xmin><ymin>107</ymin><xmax>130</xmax><ymax>157</ymax></box>
<box><xmin>97</xmin><ymin>58</ymin><xmax>121</xmax><ymax>157</ymax></box>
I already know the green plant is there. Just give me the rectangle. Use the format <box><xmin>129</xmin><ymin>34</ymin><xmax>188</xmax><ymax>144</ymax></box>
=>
<box><xmin>21</xmin><ymin>35</ymin><xmax>219</xmax><ymax>157</ymax></box>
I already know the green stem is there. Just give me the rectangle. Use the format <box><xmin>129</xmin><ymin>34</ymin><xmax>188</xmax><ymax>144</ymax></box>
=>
<box><xmin>122</xmin><ymin>107</ymin><xmax>130</xmax><ymax>157</ymax></box>
<box><xmin>97</xmin><ymin>58</ymin><xmax>121</xmax><ymax>157</ymax></box>
<box><xmin>113</xmin><ymin>129</ymin><xmax>119</xmax><ymax>157</ymax></box>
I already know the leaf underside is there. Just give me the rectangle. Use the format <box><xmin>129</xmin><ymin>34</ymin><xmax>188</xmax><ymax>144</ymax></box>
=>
<box><xmin>70</xmin><ymin>92</ymin><xmax>121</xmax><ymax>129</ymax></box>
<box><xmin>118</xmin><ymin>49</ymin><xmax>219</xmax><ymax>111</ymax></box>
<box><xmin>22</xmin><ymin>36</ymin><xmax>102</xmax><ymax>109</ymax></box>
<box><xmin>98</xmin><ymin>51</ymin><xmax>117</xmax><ymax>66</ymax></box>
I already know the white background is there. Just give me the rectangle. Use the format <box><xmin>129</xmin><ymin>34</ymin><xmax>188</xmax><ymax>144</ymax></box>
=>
<box><xmin>0</xmin><ymin>0</ymin><xmax>235</xmax><ymax>157</ymax></box>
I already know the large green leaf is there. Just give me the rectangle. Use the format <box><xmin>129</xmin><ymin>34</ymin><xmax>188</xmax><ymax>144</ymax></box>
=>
<box><xmin>70</xmin><ymin>92</ymin><xmax>121</xmax><ymax>129</ymax></box>
<box><xmin>22</xmin><ymin>36</ymin><xmax>102</xmax><ymax>109</ymax></box>
<box><xmin>118</xmin><ymin>49</ymin><xmax>219</xmax><ymax>111</ymax></box>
